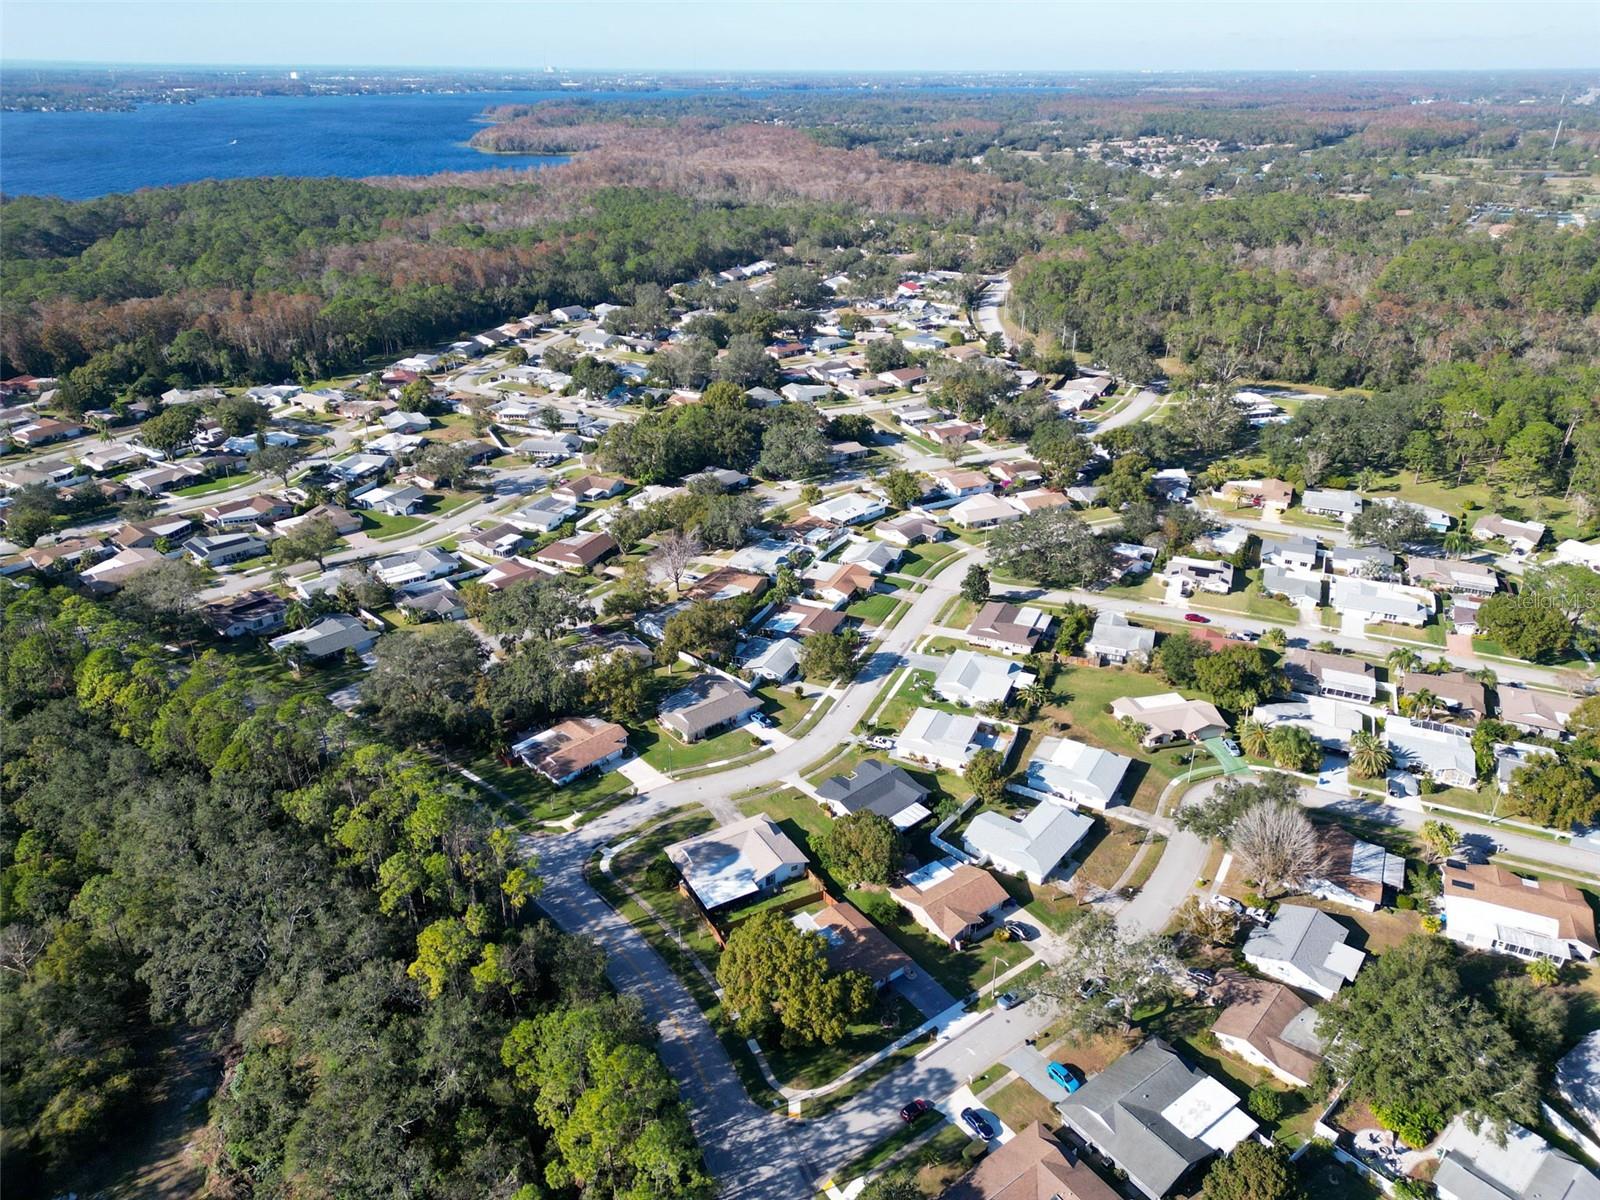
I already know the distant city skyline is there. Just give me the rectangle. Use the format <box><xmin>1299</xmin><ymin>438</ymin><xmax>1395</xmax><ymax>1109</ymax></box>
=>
<box><xmin>4</xmin><ymin>0</ymin><xmax>1598</xmax><ymax>73</ymax></box>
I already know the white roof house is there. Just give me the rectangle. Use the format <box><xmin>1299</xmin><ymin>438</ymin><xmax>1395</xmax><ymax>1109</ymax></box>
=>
<box><xmin>1242</xmin><ymin>905</ymin><xmax>1365</xmax><ymax>1000</ymax></box>
<box><xmin>1330</xmin><ymin>575</ymin><xmax>1432</xmax><ymax>625</ymax></box>
<box><xmin>809</xmin><ymin>492</ymin><xmax>887</xmax><ymax>526</ymax></box>
<box><xmin>1440</xmin><ymin>861</ymin><xmax>1599</xmax><ymax>963</ymax></box>
<box><xmin>895</xmin><ymin>707</ymin><xmax>987</xmax><ymax>772</ymax></box>
<box><xmin>933</xmin><ymin>650</ymin><xmax>1035</xmax><ymax>707</ymax></box>
<box><xmin>963</xmin><ymin>801</ymin><xmax>1095</xmax><ymax>885</ymax></box>
<box><xmin>269</xmin><ymin>614</ymin><xmax>377</xmax><ymax>661</ymax></box>
<box><xmin>838</xmin><ymin>539</ymin><xmax>902</xmax><ymax>574</ymax></box>
<box><xmin>1108</xmin><ymin>693</ymin><xmax>1228</xmax><ymax>748</ymax></box>
<box><xmin>1300</xmin><ymin>488</ymin><xmax>1363</xmax><ymax>521</ymax></box>
<box><xmin>948</xmin><ymin>493</ymin><xmax>1022</xmax><ymax>529</ymax></box>
<box><xmin>1383</xmin><ymin>717</ymin><xmax>1478</xmax><ymax>788</ymax></box>
<box><xmin>664</xmin><ymin>814</ymin><xmax>808</xmax><ymax>911</ymax></box>
<box><xmin>1015</xmin><ymin>737</ymin><xmax>1132</xmax><ymax>809</ymax></box>
<box><xmin>1254</xmin><ymin>695</ymin><xmax>1369</xmax><ymax>747</ymax></box>
<box><xmin>1554</xmin><ymin>539</ymin><xmax>1600</xmax><ymax>571</ymax></box>
<box><xmin>1433</xmin><ymin>1117</ymin><xmax>1600</xmax><ymax>1200</ymax></box>
<box><xmin>1085</xmin><ymin>612</ymin><xmax>1156</xmax><ymax>664</ymax></box>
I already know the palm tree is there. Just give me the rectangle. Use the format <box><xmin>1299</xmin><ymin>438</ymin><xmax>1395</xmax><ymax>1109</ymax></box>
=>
<box><xmin>1259</xmin><ymin>626</ymin><xmax>1288</xmax><ymax>652</ymax></box>
<box><xmin>1442</xmin><ymin>527</ymin><xmax>1477</xmax><ymax>559</ymax></box>
<box><xmin>1386</xmin><ymin>647</ymin><xmax>1421</xmax><ymax>683</ymax></box>
<box><xmin>1408</xmin><ymin>688</ymin><xmax>1440</xmax><ymax>720</ymax></box>
<box><xmin>1237</xmin><ymin>716</ymin><xmax>1271</xmax><ymax>760</ymax></box>
<box><xmin>1267</xmin><ymin>725</ymin><xmax>1318</xmax><ymax>772</ymax></box>
<box><xmin>1348</xmin><ymin>730</ymin><xmax>1393</xmax><ymax>780</ymax></box>
<box><xmin>1019</xmin><ymin>681</ymin><xmax>1050</xmax><ymax>713</ymax></box>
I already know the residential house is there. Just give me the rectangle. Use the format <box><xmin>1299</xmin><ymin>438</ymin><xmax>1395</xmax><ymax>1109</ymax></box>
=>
<box><xmin>685</xmin><ymin>567</ymin><xmax>770</xmax><ymax>604</ymax></box>
<box><xmin>1108</xmin><ymin>694</ymin><xmax>1228</xmax><ymax>749</ymax></box>
<box><xmin>1556</xmin><ymin>1031</ymin><xmax>1600</xmax><ymax>1138</ymax></box>
<box><xmin>185</xmin><ymin>532</ymin><xmax>267</xmax><ymax>567</ymax></box>
<box><xmin>1300</xmin><ymin>488</ymin><xmax>1363</xmax><ymax>522</ymax></box>
<box><xmin>877</xmin><ymin>366</ymin><xmax>927</xmax><ymax>389</ymax></box>
<box><xmin>535</xmin><ymin>530</ymin><xmax>618</xmax><ymax>573</ymax></box>
<box><xmin>1495</xmin><ymin>741</ymin><xmax>1559</xmax><ymax>793</ymax></box>
<box><xmin>518</xmin><ymin>433</ymin><xmax>583</xmax><ymax>461</ymax></box>
<box><xmin>931</xmin><ymin>468</ymin><xmax>994</xmax><ymax>499</ymax></box>
<box><xmin>963</xmin><ymin>798</ymin><xmax>1094</xmax><ymax>885</ymax></box>
<box><xmin>11</xmin><ymin>418</ymin><xmax>84</xmax><ymax>447</ymax></box>
<box><xmin>1159</xmin><ymin>556</ymin><xmax>1235</xmax><ymax>596</ymax></box>
<box><xmin>1259</xmin><ymin>533</ymin><xmax>1320</xmax><ymax>572</ymax></box>
<box><xmin>1263</xmin><ymin>565</ymin><xmax>1326</xmax><ymax>607</ymax></box>
<box><xmin>1554</xmin><ymin>539</ymin><xmax>1600</xmax><ymax>571</ymax></box>
<box><xmin>876</xmin><ymin>512</ymin><xmax>944</xmax><ymax>546</ymax></box>
<box><xmin>1286</xmin><ymin>648</ymin><xmax>1379</xmax><ymax>704</ymax></box>
<box><xmin>507</xmin><ymin>495</ymin><xmax>580</xmax><ymax>533</ymax></box>
<box><xmin>838</xmin><ymin>539</ymin><xmax>901</xmax><ymax>575</ymax></box>
<box><xmin>1330</xmin><ymin>575</ymin><xmax>1432</xmax><ymax>626</ymax></box>
<box><xmin>942</xmin><ymin>1121</ymin><xmax>1120</xmax><ymax>1200</ymax></box>
<box><xmin>792</xmin><ymin>902</ymin><xmax>915</xmax><ymax>991</ymax></box>
<box><xmin>1015</xmin><ymin>738</ymin><xmax>1132</xmax><ymax>809</ymax></box>
<box><xmin>374</xmin><ymin>546</ymin><xmax>458</xmax><ymax>587</ymax></box>
<box><xmin>808</xmin><ymin>491</ymin><xmax>887</xmax><ymax>526</ymax></box>
<box><xmin>896</xmin><ymin>707</ymin><xmax>990</xmax><ymax>772</ymax></box>
<box><xmin>78</xmin><ymin>546</ymin><xmax>166</xmax><ymax>589</ymax></box>
<box><xmin>1473</xmin><ymin>514</ymin><xmax>1547</xmax><ymax>556</ymax></box>
<box><xmin>934</xmin><ymin>650</ymin><xmax>1035</xmax><ymax>707</ymax></box>
<box><xmin>1056</xmin><ymin>1038</ymin><xmax>1258</xmax><ymax>1200</ymax></box>
<box><xmin>201</xmin><ymin>590</ymin><xmax>288</xmax><ymax>638</ymax></box>
<box><xmin>275</xmin><ymin>504</ymin><xmax>361</xmax><ymax>536</ymax></box>
<box><xmin>967</xmin><ymin>601</ymin><xmax>1053</xmax><ymax>655</ymax></box>
<box><xmin>1310</xmin><ymin>826</ymin><xmax>1406</xmax><ymax>913</ymax></box>
<box><xmin>1400</xmin><ymin>670</ymin><xmax>1487</xmax><ymax>718</ymax></box>
<box><xmin>458</xmin><ymin>523</ymin><xmax>528</xmax><ymax>562</ymax></box>
<box><xmin>554</xmin><ymin>474</ymin><xmax>627</xmax><ymax>503</ymax></box>
<box><xmin>125</xmin><ymin>462</ymin><xmax>205</xmax><ymax>495</ymax></box>
<box><xmin>817</xmin><ymin>759</ymin><xmax>932</xmax><ymax>830</ymax></box>
<box><xmin>396</xmin><ymin>580</ymin><xmax>466</xmax><ymax>622</ymax></box>
<box><xmin>891</xmin><ymin>859</ymin><xmax>1009</xmax><ymax>947</ymax></box>
<box><xmin>781</xmin><ymin>383</ymin><xmax>834</xmax><ymax>404</ymax></box>
<box><xmin>814</xmin><ymin>563</ymin><xmax>876</xmax><ymax>607</ymax></box>
<box><xmin>764</xmin><ymin>602</ymin><xmax>848</xmax><ymax>639</ymax></box>
<box><xmin>511</xmin><ymin>717</ymin><xmax>628</xmax><ymax>786</ymax></box>
<box><xmin>741</xmin><ymin>637</ymin><xmax>803</xmax><ymax>683</ymax></box>
<box><xmin>1433</xmin><ymin>1117</ymin><xmax>1600</xmax><ymax>1200</ymax></box>
<box><xmin>658</xmin><ymin>675</ymin><xmax>762</xmax><ymax>743</ymax></box>
<box><xmin>665</xmin><ymin>813</ymin><xmax>808</xmax><ymax>910</ymax></box>
<box><xmin>1405</xmin><ymin>555</ymin><xmax>1499</xmax><ymax>596</ymax></box>
<box><xmin>1242</xmin><ymin>904</ymin><xmax>1365</xmax><ymax>1000</ymax></box>
<box><xmin>1441</xmin><ymin>861</ymin><xmax>1599</xmax><ymax>962</ymax></box>
<box><xmin>1215</xmin><ymin>478</ymin><xmax>1294</xmax><ymax>517</ymax></box>
<box><xmin>1084</xmin><ymin>613</ymin><xmax>1156</xmax><ymax>665</ymax></box>
<box><xmin>1498</xmin><ymin>687</ymin><xmax>1582</xmax><ymax>739</ymax></box>
<box><xmin>1007</xmin><ymin>488</ymin><xmax>1071</xmax><ymax>515</ymax></box>
<box><xmin>948</xmin><ymin>493</ymin><xmax>1022</xmax><ymax>529</ymax></box>
<box><xmin>327</xmin><ymin>452</ymin><xmax>393</xmax><ymax>484</ymax></box>
<box><xmin>269</xmin><ymin>614</ymin><xmax>378</xmax><ymax>661</ymax></box>
<box><xmin>1199</xmin><ymin>525</ymin><xmax>1250</xmax><ymax>559</ymax></box>
<box><xmin>1324</xmin><ymin>545</ymin><xmax>1396</xmax><ymax>576</ymax></box>
<box><xmin>927</xmin><ymin>422</ymin><xmax>982</xmax><ymax>448</ymax></box>
<box><xmin>1384</xmin><ymin>716</ymin><xmax>1478</xmax><ymax>787</ymax></box>
<box><xmin>1210</xmin><ymin>974</ymin><xmax>1324</xmax><ymax>1088</ymax></box>
<box><xmin>358</xmin><ymin>482</ymin><xmax>429</xmax><ymax>517</ymax></box>
<box><xmin>76</xmin><ymin>443</ymin><xmax>147</xmax><ymax>474</ymax></box>
<box><xmin>989</xmin><ymin>460</ymin><xmax>1045</xmax><ymax>489</ymax></box>
<box><xmin>19</xmin><ymin>536</ymin><xmax>105</xmax><ymax>573</ymax></box>
<box><xmin>203</xmin><ymin>494</ymin><xmax>293</xmax><ymax>529</ymax></box>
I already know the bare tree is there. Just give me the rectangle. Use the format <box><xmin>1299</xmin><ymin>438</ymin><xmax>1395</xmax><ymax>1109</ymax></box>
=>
<box><xmin>1230</xmin><ymin>801</ymin><xmax>1325</xmax><ymax>897</ymax></box>
<box><xmin>647</xmin><ymin>530</ymin><xmax>704</xmax><ymax>597</ymax></box>
<box><xmin>1174</xmin><ymin>895</ymin><xmax>1238</xmax><ymax>947</ymax></box>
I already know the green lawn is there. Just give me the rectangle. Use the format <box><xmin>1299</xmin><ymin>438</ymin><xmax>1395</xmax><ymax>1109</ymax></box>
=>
<box><xmin>988</xmin><ymin>1076</ymin><xmax>1063</xmax><ymax>1134</ymax></box>
<box><xmin>1359</xmin><ymin>469</ymin><xmax>1595</xmax><ymax>544</ymax></box>
<box><xmin>173</xmin><ymin>471</ymin><xmax>259</xmax><ymax>498</ymax></box>
<box><xmin>992</xmin><ymin>873</ymin><xmax>1084</xmax><ymax>935</ymax></box>
<box><xmin>360</xmin><ymin>511</ymin><xmax>427</xmax><ymax>539</ymax></box>
<box><xmin>1368</xmin><ymin>620</ymin><xmax>1446</xmax><ymax>646</ymax></box>
<box><xmin>642</xmin><ymin>723</ymin><xmax>767</xmax><ymax>773</ymax></box>
<box><xmin>848</xmin><ymin>592</ymin><xmax>905</xmax><ymax>625</ymax></box>
<box><xmin>869</xmin><ymin>668</ymin><xmax>969</xmax><ymax>735</ymax></box>
<box><xmin>756</xmin><ymin>682</ymin><xmax>817</xmax><ymax>732</ymax></box>
<box><xmin>896</xmin><ymin>542</ymin><xmax>960</xmax><ymax>579</ymax></box>
<box><xmin>765</xmin><ymin>993</ymin><xmax>922</xmax><ymax>1091</ymax></box>
<box><xmin>461</xmin><ymin>747</ymin><xmax>636</xmax><ymax>827</ymax></box>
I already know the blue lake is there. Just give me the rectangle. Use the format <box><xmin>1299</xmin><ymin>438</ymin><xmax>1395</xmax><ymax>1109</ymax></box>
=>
<box><xmin>0</xmin><ymin>90</ymin><xmax>615</xmax><ymax>199</ymax></box>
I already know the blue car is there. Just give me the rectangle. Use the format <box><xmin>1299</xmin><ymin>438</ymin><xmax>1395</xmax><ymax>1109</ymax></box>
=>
<box><xmin>1047</xmin><ymin>1061</ymin><xmax>1083</xmax><ymax>1093</ymax></box>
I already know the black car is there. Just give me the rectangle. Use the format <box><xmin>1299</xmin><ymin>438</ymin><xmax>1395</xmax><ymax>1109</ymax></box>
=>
<box><xmin>899</xmin><ymin>1098</ymin><xmax>933</xmax><ymax>1123</ymax></box>
<box><xmin>961</xmin><ymin>1108</ymin><xmax>996</xmax><ymax>1140</ymax></box>
<box><xmin>1003</xmin><ymin>920</ymin><xmax>1034</xmax><ymax>941</ymax></box>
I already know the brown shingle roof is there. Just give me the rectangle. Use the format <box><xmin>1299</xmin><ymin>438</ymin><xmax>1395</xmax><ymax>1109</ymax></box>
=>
<box><xmin>810</xmin><ymin>901</ymin><xmax>913</xmax><ymax>987</ymax></box>
<box><xmin>1211</xmin><ymin>973</ymin><xmax>1323</xmax><ymax>1085</ymax></box>
<box><xmin>535</xmin><ymin>530</ymin><xmax>618</xmax><ymax>568</ymax></box>
<box><xmin>523</xmin><ymin>717</ymin><xmax>627</xmax><ymax>779</ymax></box>
<box><xmin>892</xmin><ymin>864</ymin><xmax>1008</xmax><ymax>941</ymax></box>
<box><xmin>943</xmin><ymin>1122</ymin><xmax>1119</xmax><ymax>1200</ymax></box>
<box><xmin>1442</xmin><ymin>862</ymin><xmax>1599</xmax><ymax>948</ymax></box>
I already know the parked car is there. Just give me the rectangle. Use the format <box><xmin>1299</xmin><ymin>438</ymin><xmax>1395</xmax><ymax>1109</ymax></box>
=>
<box><xmin>1222</xmin><ymin>738</ymin><xmax>1242</xmax><ymax>757</ymax></box>
<box><xmin>996</xmin><ymin>991</ymin><xmax>1023</xmax><ymax>1010</ymax></box>
<box><xmin>864</xmin><ymin>735</ymin><xmax>894</xmax><ymax>750</ymax></box>
<box><xmin>1209</xmin><ymin>896</ymin><xmax>1244</xmax><ymax>915</ymax></box>
<box><xmin>1047</xmin><ymin>1062</ymin><xmax>1084</xmax><ymax>1093</ymax></box>
<box><xmin>1183</xmin><ymin>612</ymin><xmax>1211</xmax><ymax>624</ymax></box>
<box><xmin>1077</xmin><ymin>976</ymin><xmax>1105</xmax><ymax>999</ymax></box>
<box><xmin>1002</xmin><ymin>920</ymin><xmax>1035</xmax><ymax>941</ymax></box>
<box><xmin>899</xmin><ymin>1098</ymin><xmax>933</xmax><ymax>1123</ymax></box>
<box><xmin>748</xmin><ymin>712</ymin><xmax>773</xmax><ymax>728</ymax></box>
<box><xmin>1185</xmin><ymin>967</ymin><xmax>1217</xmax><ymax>988</ymax></box>
<box><xmin>961</xmin><ymin>1108</ymin><xmax>996</xmax><ymax>1140</ymax></box>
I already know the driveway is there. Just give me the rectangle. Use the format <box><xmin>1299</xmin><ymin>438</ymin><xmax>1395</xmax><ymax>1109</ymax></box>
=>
<box><xmin>939</xmin><ymin>1084</ymin><xmax>1014</xmax><ymax>1149</ymax></box>
<box><xmin>617</xmin><ymin>756</ymin><xmax>671</xmax><ymax>792</ymax></box>
<box><xmin>1002</xmin><ymin>1044</ymin><xmax>1070</xmax><ymax>1104</ymax></box>
<box><xmin>892</xmin><ymin>968</ymin><xmax>962</xmax><ymax>1023</ymax></box>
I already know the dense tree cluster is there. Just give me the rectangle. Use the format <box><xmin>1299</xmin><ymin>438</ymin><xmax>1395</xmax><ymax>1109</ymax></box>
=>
<box><xmin>0</xmin><ymin>587</ymin><xmax>708</xmax><ymax>1198</ymax></box>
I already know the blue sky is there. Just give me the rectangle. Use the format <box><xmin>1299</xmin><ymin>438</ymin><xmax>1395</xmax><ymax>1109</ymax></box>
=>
<box><xmin>4</xmin><ymin>1</ymin><xmax>1597</xmax><ymax>71</ymax></box>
